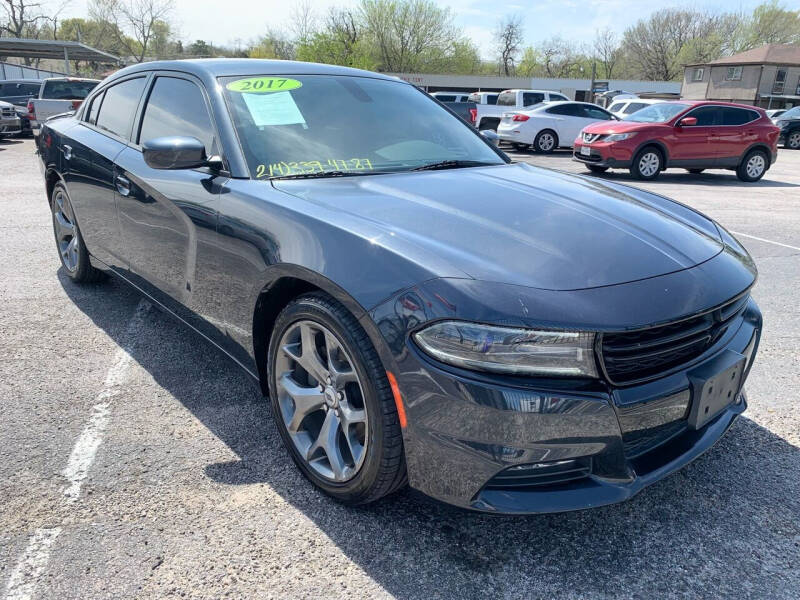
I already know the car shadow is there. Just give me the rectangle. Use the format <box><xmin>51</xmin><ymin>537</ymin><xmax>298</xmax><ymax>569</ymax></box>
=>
<box><xmin>586</xmin><ymin>170</ymin><xmax>800</xmax><ymax>188</ymax></box>
<box><xmin>59</xmin><ymin>270</ymin><xmax>800</xmax><ymax>598</ymax></box>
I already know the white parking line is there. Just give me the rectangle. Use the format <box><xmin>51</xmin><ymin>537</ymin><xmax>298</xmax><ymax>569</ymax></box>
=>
<box><xmin>3</xmin><ymin>529</ymin><xmax>62</xmax><ymax>600</ymax></box>
<box><xmin>731</xmin><ymin>231</ymin><xmax>800</xmax><ymax>253</ymax></box>
<box><xmin>3</xmin><ymin>300</ymin><xmax>151</xmax><ymax>600</ymax></box>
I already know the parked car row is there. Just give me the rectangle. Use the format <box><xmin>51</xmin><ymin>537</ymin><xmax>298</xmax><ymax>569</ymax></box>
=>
<box><xmin>0</xmin><ymin>76</ymin><xmax>100</xmax><ymax>138</ymax></box>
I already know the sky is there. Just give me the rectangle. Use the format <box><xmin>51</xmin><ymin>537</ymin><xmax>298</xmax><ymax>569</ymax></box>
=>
<box><xmin>61</xmin><ymin>0</ymin><xmax>772</xmax><ymax>60</ymax></box>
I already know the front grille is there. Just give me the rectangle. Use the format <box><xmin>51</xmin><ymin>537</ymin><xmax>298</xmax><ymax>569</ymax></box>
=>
<box><xmin>485</xmin><ymin>458</ymin><xmax>592</xmax><ymax>491</ymax></box>
<box><xmin>582</xmin><ymin>132</ymin><xmax>604</xmax><ymax>143</ymax></box>
<box><xmin>574</xmin><ymin>151</ymin><xmax>601</xmax><ymax>162</ymax></box>
<box><xmin>1</xmin><ymin>107</ymin><xmax>15</xmax><ymax>118</ymax></box>
<box><xmin>600</xmin><ymin>295</ymin><xmax>749</xmax><ymax>384</ymax></box>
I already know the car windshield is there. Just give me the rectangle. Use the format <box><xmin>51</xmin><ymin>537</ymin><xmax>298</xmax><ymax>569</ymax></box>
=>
<box><xmin>624</xmin><ymin>103</ymin><xmax>690</xmax><ymax>123</ymax></box>
<box><xmin>780</xmin><ymin>106</ymin><xmax>800</xmax><ymax>119</ymax></box>
<box><xmin>42</xmin><ymin>80</ymin><xmax>98</xmax><ymax>100</ymax></box>
<box><xmin>220</xmin><ymin>75</ymin><xmax>505</xmax><ymax>179</ymax></box>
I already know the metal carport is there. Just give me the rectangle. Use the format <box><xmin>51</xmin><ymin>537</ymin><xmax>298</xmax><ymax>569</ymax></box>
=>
<box><xmin>0</xmin><ymin>38</ymin><xmax>121</xmax><ymax>75</ymax></box>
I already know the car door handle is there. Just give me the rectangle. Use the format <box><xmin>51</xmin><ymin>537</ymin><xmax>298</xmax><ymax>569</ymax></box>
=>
<box><xmin>115</xmin><ymin>175</ymin><xmax>131</xmax><ymax>197</ymax></box>
<box><xmin>62</xmin><ymin>145</ymin><xmax>72</xmax><ymax>160</ymax></box>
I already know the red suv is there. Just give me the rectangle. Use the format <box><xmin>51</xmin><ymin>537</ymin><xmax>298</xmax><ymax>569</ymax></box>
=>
<box><xmin>573</xmin><ymin>101</ymin><xmax>780</xmax><ymax>182</ymax></box>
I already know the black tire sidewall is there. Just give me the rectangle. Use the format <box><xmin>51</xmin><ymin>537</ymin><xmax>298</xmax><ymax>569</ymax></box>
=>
<box><xmin>737</xmin><ymin>150</ymin><xmax>767</xmax><ymax>182</ymax></box>
<box><xmin>267</xmin><ymin>295</ymin><xmax>393</xmax><ymax>503</ymax></box>
<box><xmin>631</xmin><ymin>147</ymin><xmax>662</xmax><ymax>180</ymax></box>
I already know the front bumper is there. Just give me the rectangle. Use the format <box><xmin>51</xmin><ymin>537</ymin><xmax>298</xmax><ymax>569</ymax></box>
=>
<box><xmin>373</xmin><ymin>275</ymin><xmax>761</xmax><ymax>514</ymax></box>
<box><xmin>573</xmin><ymin>141</ymin><xmax>633</xmax><ymax>168</ymax></box>
<box><xmin>0</xmin><ymin>117</ymin><xmax>21</xmax><ymax>136</ymax></box>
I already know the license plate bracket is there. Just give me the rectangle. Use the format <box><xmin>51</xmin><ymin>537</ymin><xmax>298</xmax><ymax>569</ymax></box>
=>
<box><xmin>580</xmin><ymin>145</ymin><xmax>591</xmax><ymax>156</ymax></box>
<box><xmin>687</xmin><ymin>349</ymin><xmax>746</xmax><ymax>430</ymax></box>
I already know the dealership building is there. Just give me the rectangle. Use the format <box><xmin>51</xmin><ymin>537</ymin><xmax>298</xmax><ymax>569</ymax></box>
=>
<box><xmin>682</xmin><ymin>44</ymin><xmax>800</xmax><ymax>109</ymax></box>
<box><xmin>387</xmin><ymin>72</ymin><xmax>680</xmax><ymax>102</ymax></box>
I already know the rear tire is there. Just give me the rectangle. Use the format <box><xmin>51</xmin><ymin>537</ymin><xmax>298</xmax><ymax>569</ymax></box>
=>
<box><xmin>736</xmin><ymin>149</ymin><xmax>768</xmax><ymax>182</ymax></box>
<box><xmin>50</xmin><ymin>183</ymin><xmax>104</xmax><ymax>283</ymax></box>
<box><xmin>533</xmin><ymin>130</ymin><xmax>558</xmax><ymax>154</ymax></box>
<box><xmin>630</xmin><ymin>147</ymin><xmax>663</xmax><ymax>180</ymax></box>
<box><xmin>785</xmin><ymin>130</ymin><xmax>800</xmax><ymax>150</ymax></box>
<box><xmin>268</xmin><ymin>292</ymin><xmax>407</xmax><ymax>505</ymax></box>
<box><xmin>587</xmin><ymin>165</ymin><xmax>608</xmax><ymax>173</ymax></box>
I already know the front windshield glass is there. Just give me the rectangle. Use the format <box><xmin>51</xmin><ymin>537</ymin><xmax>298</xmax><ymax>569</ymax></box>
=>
<box><xmin>780</xmin><ymin>106</ymin><xmax>800</xmax><ymax>119</ymax></box>
<box><xmin>220</xmin><ymin>75</ymin><xmax>505</xmax><ymax>179</ymax></box>
<box><xmin>624</xmin><ymin>103</ymin><xmax>690</xmax><ymax>123</ymax></box>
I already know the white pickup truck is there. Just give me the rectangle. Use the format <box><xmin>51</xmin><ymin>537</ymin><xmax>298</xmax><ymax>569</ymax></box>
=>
<box><xmin>473</xmin><ymin>89</ymin><xmax>570</xmax><ymax>131</ymax></box>
<box><xmin>28</xmin><ymin>77</ymin><xmax>100</xmax><ymax>135</ymax></box>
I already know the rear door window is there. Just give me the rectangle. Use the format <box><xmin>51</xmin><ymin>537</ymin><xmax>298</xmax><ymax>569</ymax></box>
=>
<box><xmin>608</xmin><ymin>103</ymin><xmax>626</xmax><ymax>113</ymax></box>
<box><xmin>720</xmin><ymin>107</ymin><xmax>759</xmax><ymax>125</ymax></box>
<box><xmin>435</xmin><ymin>95</ymin><xmax>455</xmax><ymax>102</ymax></box>
<box><xmin>546</xmin><ymin>104</ymin><xmax>580</xmax><ymax>116</ymax></box>
<box><xmin>85</xmin><ymin>91</ymin><xmax>104</xmax><ymax>125</ymax></box>
<box><xmin>486</xmin><ymin>94</ymin><xmax>498</xmax><ymax>105</ymax></box>
<box><xmin>138</xmin><ymin>76</ymin><xmax>214</xmax><ymax>153</ymax></box>
<box><xmin>94</xmin><ymin>77</ymin><xmax>147</xmax><ymax>139</ymax></box>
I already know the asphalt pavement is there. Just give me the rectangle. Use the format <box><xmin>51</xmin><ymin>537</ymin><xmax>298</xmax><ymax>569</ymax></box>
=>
<box><xmin>1</xmin><ymin>137</ymin><xmax>798</xmax><ymax>599</ymax></box>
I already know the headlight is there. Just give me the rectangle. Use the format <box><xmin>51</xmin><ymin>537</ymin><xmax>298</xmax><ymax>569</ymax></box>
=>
<box><xmin>605</xmin><ymin>132</ymin><xmax>637</xmax><ymax>142</ymax></box>
<box><xmin>413</xmin><ymin>321</ymin><xmax>598</xmax><ymax>377</ymax></box>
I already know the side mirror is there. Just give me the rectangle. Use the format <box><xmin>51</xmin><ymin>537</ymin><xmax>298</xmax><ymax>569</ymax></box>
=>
<box><xmin>481</xmin><ymin>129</ymin><xmax>499</xmax><ymax>145</ymax></box>
<box><xmin>677</xmin><ymin>116</ymin><xmax>698</xmax><ymax>127</ymax></box>
<box><xmin>142</xmin><ymin>136</ymin><xmax>210</xmax><ymax>170</ymax></box>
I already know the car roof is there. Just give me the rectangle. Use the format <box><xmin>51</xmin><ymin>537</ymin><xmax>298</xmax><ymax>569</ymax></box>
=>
<box><xmin>43</xmin><ymin>77</ymin><xmax>100</xmax><ymax>82</ymax></box>
<box><xmin>664</xmin><ymin>99</ymin><xmax>762</xmax><ymax>111</ymax></box>
<box><xmin>1</xmin><ymin>79</ymin><xmax>43</xmax><ymax>84</ymax></box>
<box><xmin>106</xmin><ymin>58</ymin><xmax>400</xmax><ymax>84</ymax></box>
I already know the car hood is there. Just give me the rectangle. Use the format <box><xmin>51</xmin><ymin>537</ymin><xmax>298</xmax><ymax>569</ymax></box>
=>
<box><xmin>583</xmin><ymin>120</ymin><xmax>659</xmax><ymax>134</ymax></box>
<box><xmin>273</xmin><ymin>163</ymin><xmax>723</xmax><ymax>291</ymax></box>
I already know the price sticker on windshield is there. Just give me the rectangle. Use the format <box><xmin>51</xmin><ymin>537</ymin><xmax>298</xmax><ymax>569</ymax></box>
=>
<box><xmin>226</xmin><ymin>77</ymin><xmax>302</xmax><ymax>93</ymax></box>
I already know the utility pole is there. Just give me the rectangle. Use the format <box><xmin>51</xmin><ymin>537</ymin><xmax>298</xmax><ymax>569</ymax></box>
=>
<box><xmin>589</xmin><ymin>61</ymin><xmax>596</xmax><ymax>104</ymax></box>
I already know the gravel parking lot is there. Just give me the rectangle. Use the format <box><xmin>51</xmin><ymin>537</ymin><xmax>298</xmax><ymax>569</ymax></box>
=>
<box><xmin>1</xmin><ymin>136</ymin><xmax>799</xmax><ymax>599</ymax></box>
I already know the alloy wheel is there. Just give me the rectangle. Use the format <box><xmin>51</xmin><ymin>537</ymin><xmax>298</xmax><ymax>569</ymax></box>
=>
<box><xmin>52</xmin><ymin>189</ymin><xmax>79</xmax><ymax>272</ymax></box>
<box><xmin>745</xmin><ymin>154</ymin><xmax>765</xmax><ymax>179</ymax></box>
<box><xmin>275</xmin><ymin>320</ymin><xmax>368</xmax><ymax>482</ymax></box>
<box><xmin>538</xmin><ymin>133</ymin><xmax>555</xmax><ymax>151</ymax></box>
<box><xmin>638</xmin><ymin>152</ymin><xmax>660</xmax><ymax>178</ymax></box>
<box><xmin>788</xmin><ymin>132</ymin><xmax>800</xmax><ymax>149</ymax></box>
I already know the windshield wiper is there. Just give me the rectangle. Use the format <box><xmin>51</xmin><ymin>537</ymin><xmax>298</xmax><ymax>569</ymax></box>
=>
<box><xmin>410</xmin><ymin>160</ymin><xmax>497</xmax><ymax>171</ymax></box>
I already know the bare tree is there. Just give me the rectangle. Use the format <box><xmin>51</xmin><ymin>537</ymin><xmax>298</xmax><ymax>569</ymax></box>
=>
<box><xmin>494</xmin><ymin>14</ymin><xmax>523</xmax><ymax>76</ymax></box>
<box><xmin>538</xmin><ymin>37</ymin><xmax>584</xmax><ymax>78</ymax></box>
<box><xmin>593</xmin><ymin>27</ymin><xmax>619</xmax><ymax>79</ymax></box>
<box><xmin>1</xmin><ymin>0</ymin><xmax>70</xmax><ymax>38</ymax></box>
<box><xmin>360</xmin><ymin>0</ymin><xmax>458</xmax><ymax>72</ymax></box>
<box><xmin>622</xmin><ymin>8</ymin><xmax>734</xmax><ymax>81</ymax></box>
<box><xmin>289</xmin><ymin>0</ymin><xmax>316</xmax><ymax>43</ymax></box>
<box><xmin>90</xmin><ymin>0</ymin><xmax>174</xmax><ymax>62</ymax></box>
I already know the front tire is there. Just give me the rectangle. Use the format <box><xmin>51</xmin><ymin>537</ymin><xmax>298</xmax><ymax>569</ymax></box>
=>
<box><xmin>630</xmin><ymin>147</ymin><xmax>663</xmax><ymax>180</ymax></box>
<box><xmin>268</xmin><ymin>292</ymin><xmax>406</xmax><ymax>505</ymax></box>
<box><xmin>533</xmin><ymin>130</ymin><xmax>558</xmax><ymax>154</ymax></box>
<box><xmin>50</xmin><ymin>183</ymin><xmax>104</xmax><ymax>283</ymax></box>
<box><xmin>736</xmin><ymin>149</ymin><xmax>768</xmax><ymax>182</ymax></box>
